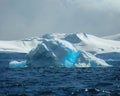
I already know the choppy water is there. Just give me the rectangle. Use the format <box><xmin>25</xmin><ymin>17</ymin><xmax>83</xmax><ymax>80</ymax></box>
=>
<box><xmin>0</xmin><ymin>61</ymin><xmax>120</xmax><ymax>96</ymax></box>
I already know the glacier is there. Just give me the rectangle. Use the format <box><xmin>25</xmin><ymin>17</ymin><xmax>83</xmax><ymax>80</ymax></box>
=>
<box><xmin>0</xmin><ymin>33</ymin><xmax>120</xmax><ymax>54</ymax></box>
<box><xmin>24</xmin><ymin>38</ymin><xmax>111</xmax><ymax>68</ymax></box>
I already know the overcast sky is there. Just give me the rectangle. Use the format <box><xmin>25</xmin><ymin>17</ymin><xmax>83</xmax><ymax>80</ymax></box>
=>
<box><xmin>0</xmin><ymin>0</ymin><xmax>120</xmax><ymax>40</ymax></box>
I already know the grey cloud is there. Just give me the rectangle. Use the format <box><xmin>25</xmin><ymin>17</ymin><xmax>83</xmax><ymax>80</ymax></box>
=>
<box><xmin>0</xmin><ymin>0</ymin><xmax>120</xmax><ymax>40</ymax></box>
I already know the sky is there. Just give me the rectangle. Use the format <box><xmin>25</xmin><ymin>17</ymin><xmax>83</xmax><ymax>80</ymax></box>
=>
<box><xmin>0</xmin><ymin>0</ymin><xmax>120</xmax><ymax>40</ymax></box>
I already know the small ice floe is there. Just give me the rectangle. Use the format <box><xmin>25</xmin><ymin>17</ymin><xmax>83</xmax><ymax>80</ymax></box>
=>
<box><xmin>9</xmin><ymin>60</ymin><xmax>27</xmax><ymax>68</ymax></box>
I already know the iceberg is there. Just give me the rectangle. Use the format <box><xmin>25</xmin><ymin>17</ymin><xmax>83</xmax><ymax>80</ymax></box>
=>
<box><xmin>26</xmin><ymin>38</ymin><xmax>111</xmax><ymax>68</ymax></box>
<box><xmin>9</xmin><ymin>38</ymin><xmax>111</xmax><ymax>68</ymax></box>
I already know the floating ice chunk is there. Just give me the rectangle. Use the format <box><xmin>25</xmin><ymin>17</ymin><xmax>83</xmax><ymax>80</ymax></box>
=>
<box><xmin>9</xmin><ymin>60</ymin><xmax>27</xmax><ymax>68</ymax></box>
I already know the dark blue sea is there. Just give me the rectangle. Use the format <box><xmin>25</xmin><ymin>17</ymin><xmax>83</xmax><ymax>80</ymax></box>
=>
<box><xmin>0</xmin><ymin>53</ymin><xmax>120</xmax><ymax>96</ymax></box>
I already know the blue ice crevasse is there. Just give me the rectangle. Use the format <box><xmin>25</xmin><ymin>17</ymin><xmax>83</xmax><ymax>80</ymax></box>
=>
<box><xmin>63</xmin><ymin>48</ymin><xmax>80</xmax><ymax>67</ymax></box>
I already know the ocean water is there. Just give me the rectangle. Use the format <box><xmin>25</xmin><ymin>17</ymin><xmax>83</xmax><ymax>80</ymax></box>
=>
<box><xmin>0</xmin><ymin>60</ymin><xmax>120</xmax><ymax>96</ymax></box>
